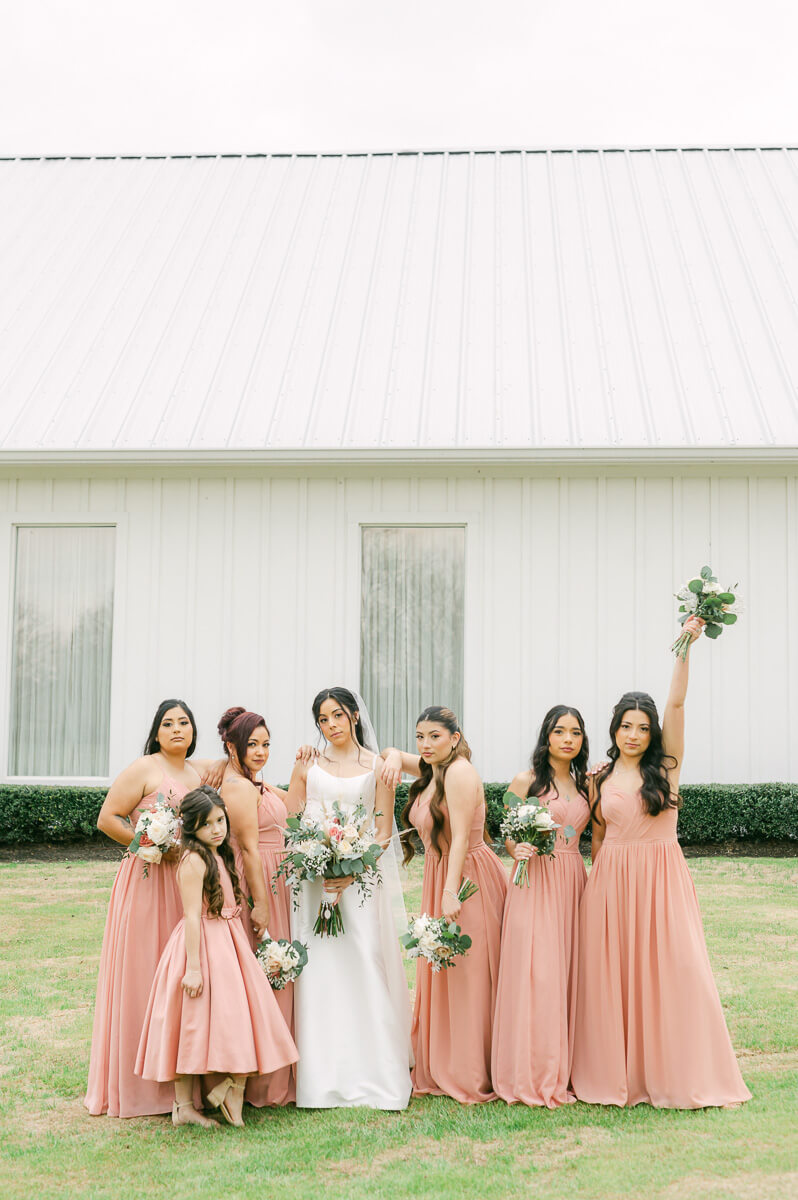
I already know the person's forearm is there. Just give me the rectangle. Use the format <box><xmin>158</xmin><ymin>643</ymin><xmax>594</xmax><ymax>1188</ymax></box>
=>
<box><xmin>443</xmin><ymin>834</ymin><xmax>469</xmax><ymax>898</ymax></box>
<box><xmin>590</xmin><ymin>830</ymin><xmax>605</xmax><ymax>861</ymax></box>
<box><xmin>184</xmin><ymin>913</ymin><xmax>202</xmax><ymax>971</ymax></box>
<box><xmin>667</xmin><ymin>646</ymin><xmax>691</xmax><ymax>710</ymax></box>
<box><xmin>241</xmin><ymin>844</ymin><xmax>269</xmax><ymax>911</ymax></box>
<box><xmin>382</xmin><ymin>747</ymin><xmax>422</xmax><ymax>776</ymax></box>
<box><xmin>97</xmin><ymin>811</ymin><xmax>134</xmax><ymax>847</ymax></box>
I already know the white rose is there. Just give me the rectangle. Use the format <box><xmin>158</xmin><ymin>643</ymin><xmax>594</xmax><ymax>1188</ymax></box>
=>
<box><xmin>412</xmin><ymin>918</ymin><xmax>429</xmax><ymax>938</ymax></box>
<box><xmin>136</xmin><ymin>844</ymin><xmax>163</xmax><ymax>864</ymax></box>
<box><xmin>702</xmin><ymin>581</ymin><xmax>721</xmax><ymax>594</ymax></box>
<box><xmin>338</xmin><ymin>840</ymin><xmax>354</xmax><ymax>856</ymax></box>
<box><xmin>534</xmin><ymin>812</ymin><xmax>557</xmax><ymax>831</ymax></box>
<box><xmin>418</xmin><ymin>931</ymin><xmax>440</xmax><ymax>954</ymax></box>
<box><xmin>342</xmin><ymin>824</ymin><xmax>359</xmax><ymax>841</ymax></box>
<box><xmin>146</xmin><ymin>816</ymin><xmax>172</xmax><ymax>845</ymax></box>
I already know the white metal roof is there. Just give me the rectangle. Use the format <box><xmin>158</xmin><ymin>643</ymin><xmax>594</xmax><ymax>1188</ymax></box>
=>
<box><xmin>0</xmin><ymin>148</ymin><xmax>797</xmax><ymax>458</ymax></box>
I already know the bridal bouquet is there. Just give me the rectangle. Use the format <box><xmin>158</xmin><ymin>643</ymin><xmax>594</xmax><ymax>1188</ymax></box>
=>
<box><xmin>128</xmin><ymin>796</ymin><xmax>181</xmax><ymax>878</ymax></box>
<box><xmin>255</xmin><ymin>935</ymin><xmax>308</xmax><ymax>990</ymax></box>
<box><xmin>672</xmin><ymin>565</ymin><xmax>741</xmax><ymax>660</ymax></box>
<box><xmin>500</xmin><ymin>793</ymin><xmax>575</xmax><ymax>886</ymax></box>
<box><xmin>400</xmin><ymin>879</ymin><xmax>478</xmax><ymax>972</ymax></box>
<box><xmin>276</xmin><ymin>802</ymin><xmax>383</xmax><ymax>937</ymax></box>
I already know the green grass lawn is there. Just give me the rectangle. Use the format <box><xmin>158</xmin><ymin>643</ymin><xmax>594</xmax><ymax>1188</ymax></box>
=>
<box><xmin>1</xmin><ymin>856</ymin><xmax>796</xmax><ymax>1200</ymax></box>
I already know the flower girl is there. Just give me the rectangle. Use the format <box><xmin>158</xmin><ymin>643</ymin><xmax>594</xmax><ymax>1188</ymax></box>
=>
<box><xmin>135</xmin><ymin>786</ymin><xmax>298</xmax><ymax>1127</ymax></box>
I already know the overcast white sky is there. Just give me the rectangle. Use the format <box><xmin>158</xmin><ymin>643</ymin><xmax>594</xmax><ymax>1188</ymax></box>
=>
<box><xmin>2</xmin><ymin>0</ymin><xmax>795</xmax><ymax>156</ymax></box>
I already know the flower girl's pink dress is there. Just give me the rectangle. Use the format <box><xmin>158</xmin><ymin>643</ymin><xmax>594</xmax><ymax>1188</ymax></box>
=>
<box><xmin>491</xmin><ymin>788</ymin><xmax>590</xmax><ymax>1106</ymax></box>
<box><xmin>233</xmin><ymin>783</ymin><xmax>296</xmax><ymax>1106</ymax></box>
<box><xmin>409</xmin><ymin>788</ymin><xmax>507</xmax><ymax>1103</ymax></box>
<box><xmin>85</xmin><ymin>773</ymin><xmax>187</xmax><ymax>1117</ymax></box>
<box><xmin>571</xmin><ymin>782</ymin><xmax>751</xmax><ymax>1108</ymax></box>
<box><xmin>135</xmin><ymin>856</ymin><xmax>297</xmax><ymax>1083</ymax></box>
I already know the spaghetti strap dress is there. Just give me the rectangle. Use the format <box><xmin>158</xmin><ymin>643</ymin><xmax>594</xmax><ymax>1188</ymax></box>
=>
<box><xmin>491</xmin><ymin>788</ymin><xmax>590</xmax><ymax>1106</ymax></box>
<box><xmin>136</xmin><ymin>856</ymin><xmax>298</xmax><ymax>1082</ymax></box>
<box><xmin>233</xmin><ymin>783</ymin><xmax>296</xmax><ymax>1106</ymax></box>
<box><xmin>85</xmin><ymin>773</ymin><xmax>187</xmax><ymax>1117</ymax></box>
<box><xmin>571</xmin><ymin>782</ymin><xmax>751</xmax><ymax>1108</ymax></box>
<box><xmin>409</xmin><ymin>787</ymin><xmax>507</xmax><ymax>1103</ymax></box>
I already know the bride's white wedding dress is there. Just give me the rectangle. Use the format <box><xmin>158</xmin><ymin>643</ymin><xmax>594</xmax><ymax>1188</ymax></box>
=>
<box><xmin>291</xmin><ymin>762</ymin><xmax>412</xmax><ymax>1109</ymax></box>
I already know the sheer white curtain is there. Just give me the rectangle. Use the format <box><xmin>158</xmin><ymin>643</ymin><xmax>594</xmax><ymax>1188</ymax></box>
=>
<box><xmin>360</xmin><ymin>526</ymin><xmax>465</xmax><ymax>753</ymax></box>
<box><xmin>9</xmin><ymin>526</ymin><xmax>115</xmax><ymax>776</ymax></box>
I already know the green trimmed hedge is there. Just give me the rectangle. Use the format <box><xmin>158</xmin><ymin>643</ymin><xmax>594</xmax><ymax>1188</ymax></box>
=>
<box><xmin>0</xmin><ymin>782</ymin><xmax>795</xmax><ymax>847</ymax></box>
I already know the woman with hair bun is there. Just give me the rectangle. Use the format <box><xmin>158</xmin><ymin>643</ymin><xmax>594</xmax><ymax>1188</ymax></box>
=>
<box><xmin>571</xmin><ymin>617</ymin><xmax>751</xmax><ymax>1108</ymax></box>
<box><xmin>217</xmin><ymin>705</ymin><xmax>300</xmax><ymax>1107</ymax></box>
<box><xmin>491</xmin><ymin>705</ymin><xmax>591</xmax><ymax>1107</ymax></box>
<box><xmin>86</xmin><ymin>699</ymin><xmax>202</xmax><ymax>1117</ymax></box>
<box><xmin>383</xmin><ymin>707</ymin><xmax>507</xmax><ymax>1103</ymax></box>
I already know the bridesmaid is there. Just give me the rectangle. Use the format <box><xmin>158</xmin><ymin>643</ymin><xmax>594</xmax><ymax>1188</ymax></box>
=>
<box><xmin>217</xmin><ymin>705</ymin><xmax>297</xmax><ymax>1107</ymax></box>
<box><xmin>383</xmin><ymin>706</ymin><xmax>507</xmax><ymax>1103</ymax></box>
<box><xmin>86</xmin><ymin>699</ymin><xmax>202</xmax><ymax>1117</ymax></box>
<box><xmin>135</xmin><ymin>787</ymin><xmax>298</xmax><ymax>1127</ymax></box>
<box><xmin>571</xmin><ymin>617</ymin><xmax>752</xmax><ymax>1108</ymax></box>
<box><xmin>491</xmin><ymin>705</ymin><xmax>591</xmax><ymax>1107</ymax></box>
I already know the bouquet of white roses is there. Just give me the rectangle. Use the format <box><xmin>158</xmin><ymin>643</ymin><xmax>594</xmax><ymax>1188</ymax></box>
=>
<box><xmin>400</xmin><ymin>879</ymin><xmax>478</xmax><ymax>972</ymax></box>
<box><xmin>255</xmin><ymin>935</ymin><xmax>308</xmax><ymax>990</ymax></box>
<box><xmin>672</xmin><ymin>565</ymin><xmax>741</xmax><ymax>660</ymax></box>
<box><xmin>275</xmin><ymin>801</ymin><xmax>383</xmax><ymax>937</ymax></box>
<box><xmin>128</xmin><ymin>795</ymin><xmax>181</xmax><ymax>878</ymax></box>
<box><xmin>500</xmin><ymin>793</ymin><xmax>575</xmax><ymax>886</ymax></box>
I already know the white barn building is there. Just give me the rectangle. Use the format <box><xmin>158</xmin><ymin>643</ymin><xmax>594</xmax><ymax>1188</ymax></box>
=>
<box><xmin>0</xmin><ymin>148</ymin><xmax>796</xmax><ymax>787</ymax></box>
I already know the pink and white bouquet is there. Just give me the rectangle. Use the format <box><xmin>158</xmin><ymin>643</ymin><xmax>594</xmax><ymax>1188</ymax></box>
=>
<box><xmin>276</xmin><ymin>801</ymin><xmax>383</xmax><ymax>937</ymax></box>
<box><xmin>255</xmin><ymin>935</ymin><xmax>308</xmax><ymax>990</ymax></box>
<box><xmin>500</xmin><ymin>793</ymin><xmax>575</xmax><ymax>886</ymax></box>
<box><xmin>400</xmin><ymin>879</ymin><xmax>478</xmax><ymax>972</ymax></box>
<box><xmin>128</xmin><ymin>795</ymin><xmax>181</xmax><ymax>878</ymax></box>
<box><xmin>672</xmin><ymin>565</ymin><xmax>741</xmax><ymax>660</ymax></box>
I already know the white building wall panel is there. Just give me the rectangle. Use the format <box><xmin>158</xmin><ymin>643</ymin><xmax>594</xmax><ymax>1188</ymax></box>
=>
<box><xmin>0</xmin><ymin>465</ymin><xmax>794</xmax><ymax>788</ymax></box>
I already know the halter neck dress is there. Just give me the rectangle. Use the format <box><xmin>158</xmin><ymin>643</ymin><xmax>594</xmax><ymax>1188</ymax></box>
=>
<box><xmin>571</xmin><ymin>781</ymin><xmax>751</xmax><ymax>1108</ymax></box>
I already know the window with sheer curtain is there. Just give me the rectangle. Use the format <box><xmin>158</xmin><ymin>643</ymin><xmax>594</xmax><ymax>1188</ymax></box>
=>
<box><xmin>9</xmin><ymin>525</ymin><xmax>116</xmax><ymax>777</ymax></box>
<box><xmin>360</xmin><ymin>526</ymin><xmax>465</xmax><ymax>753</ymax></box>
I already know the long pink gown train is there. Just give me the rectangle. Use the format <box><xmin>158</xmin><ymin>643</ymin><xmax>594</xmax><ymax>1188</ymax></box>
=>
<box><xmin>409</xmin><ymin>788</ymin><xmax>507</xmax><ymax>1103</ymax></box>
<box><xmin>491</xmin><ymin>788</ymin><xmax>590</xmax><ymax>1106</ymax></box>
<box><xmin>571</xmin><ymin>782</ymin><xmax>752</xmax><ymax>1108</ymax></box>
<box><xmin>233</xmin><ymin>784</ymin><xmax>296</xmax><ymax>1106</ymax></box>
<box><xmin>85</xmin><ymin>774</ymin><xmax>188</xmax><ymax>1117</ymax></box>
<box><xmin>135</xmin><ymin>857</ymin><xmax>298</xmax><ymax>1082</ymax></box>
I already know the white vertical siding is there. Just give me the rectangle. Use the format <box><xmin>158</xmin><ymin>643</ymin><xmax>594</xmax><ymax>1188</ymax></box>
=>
<box><xmin>0</xmin><ymin>465</ymin><xmax>794</xmax><ymax>787</ymax></box>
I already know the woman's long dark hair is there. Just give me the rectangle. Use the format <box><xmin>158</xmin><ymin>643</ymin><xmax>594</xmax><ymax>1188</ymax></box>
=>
<box><xmin>178</xmin><ymin>786</ymin><xmax>243</xmax><ymax>916</ymax></box>
<box><xmin>592</xmin><ymin>692</ymin><xmax>679</xmax><ymax>818</ymax></box>
<box><xmin>217</xmin><ymin>706</ymin><xmax>269</xmax><ymax>783</ymax></box>
<box><xmin>312</xmin><ymin>687</ymin><xmax>366</xmax><ymax>764</ymax></box>
<box><xmin>527</xmin><ymin>705</ymin><xmax>589</xmax><ymax>801</ymax></box>
<box><xmin>401</xmin><ymin>706</ymin><xmax>490</xmax><ymax>865</ymax></box>
<box><xmin>143</xmin><ymin>698</ymin><xmax>197</xmax><ymax>758</ymax></box>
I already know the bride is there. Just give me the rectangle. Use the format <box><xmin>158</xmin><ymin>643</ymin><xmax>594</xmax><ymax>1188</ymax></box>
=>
<box><xmin>287</xmin><ymin>686</ymin><xmax>412</xmax><ymax>1109</ymax></box>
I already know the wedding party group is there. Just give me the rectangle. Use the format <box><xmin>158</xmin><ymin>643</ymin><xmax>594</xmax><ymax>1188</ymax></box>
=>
<box><xmin>83</xmin><ymin>613</ymin><xmax>751</xmax><ymax>1129</ymax></box>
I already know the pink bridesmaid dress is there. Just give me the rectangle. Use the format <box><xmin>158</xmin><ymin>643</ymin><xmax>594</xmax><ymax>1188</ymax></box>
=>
<box><xmin>491</xmin><ymin>788</ymin><xmax>591</xmax><ymax>1107</ymax></box>
<box><xmin>233</xmin><ymin>784</ymin><xmax>296</xmax><ymax>1106</ymax></box>
<box><xmin>135</xmin><ymin>856</ymin><xmax>298</xmax><ymax>1084</ymax></box>
<box><xmin>409</xmin><ymin>789</ymin><xmax>507</xmax><ymax>1103</ymax></box>
<box><xmin>85</xmin><ymin>774</ymin><xmax>188</xmax><ymax>1117</ymax></box>
<box><xmin>571</xmin><ymin>782</ymin><xmax>751</xmax><ymax>1108</ymax></box>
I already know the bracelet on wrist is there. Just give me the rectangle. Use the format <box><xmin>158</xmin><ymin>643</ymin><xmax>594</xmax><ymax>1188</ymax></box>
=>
<box><xmin>443</xmin><ymin>888</ymin><xmax>459</xmax><ymax>901</ymax></box>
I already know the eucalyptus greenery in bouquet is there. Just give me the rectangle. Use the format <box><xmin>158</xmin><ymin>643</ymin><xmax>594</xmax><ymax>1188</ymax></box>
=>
<box><xmin>673</xmin><ymin>566</ymin><xmax>741</xmax><ymax>660</ymax></box>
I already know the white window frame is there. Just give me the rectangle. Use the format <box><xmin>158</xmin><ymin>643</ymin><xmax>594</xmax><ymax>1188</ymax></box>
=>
<box><xmin>346</xmin><ymin>509</ymin><xmax>482</xmax><ymax>743</ymax></box>
<box><xmin>0</xmin><ymin>514</ymin><xmax>127</xmax><ymax>785</ymax></box>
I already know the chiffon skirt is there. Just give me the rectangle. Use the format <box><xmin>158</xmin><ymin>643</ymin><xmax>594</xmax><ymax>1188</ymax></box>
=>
<box><xmin>411</xmin><ymin>843</ymin><xmax>507</xmax><ymax>1103</ymax></box>
<box><xmin>236</xmin><ymin>844</ymin><xmax>296</xmax><ymax>1106</ymax></box>
<box><xmin>135</xmin><ymin>912</ymin><xmax>298</xmax><ymax>1082</ymax></box>
<box><xmin>85</xmin><ymin>854</ymin><xmax>182</xmax><ymax>1117</ymax></box>
<box><xmin>571</xmin><ymin>841</ymin><xmax>751</xmax><ymax>1108</ymax></box>
<box><xmin>492</xmin><ymin>851</ymin><xmax>586</xmax><ymax>1106</ymax></box>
